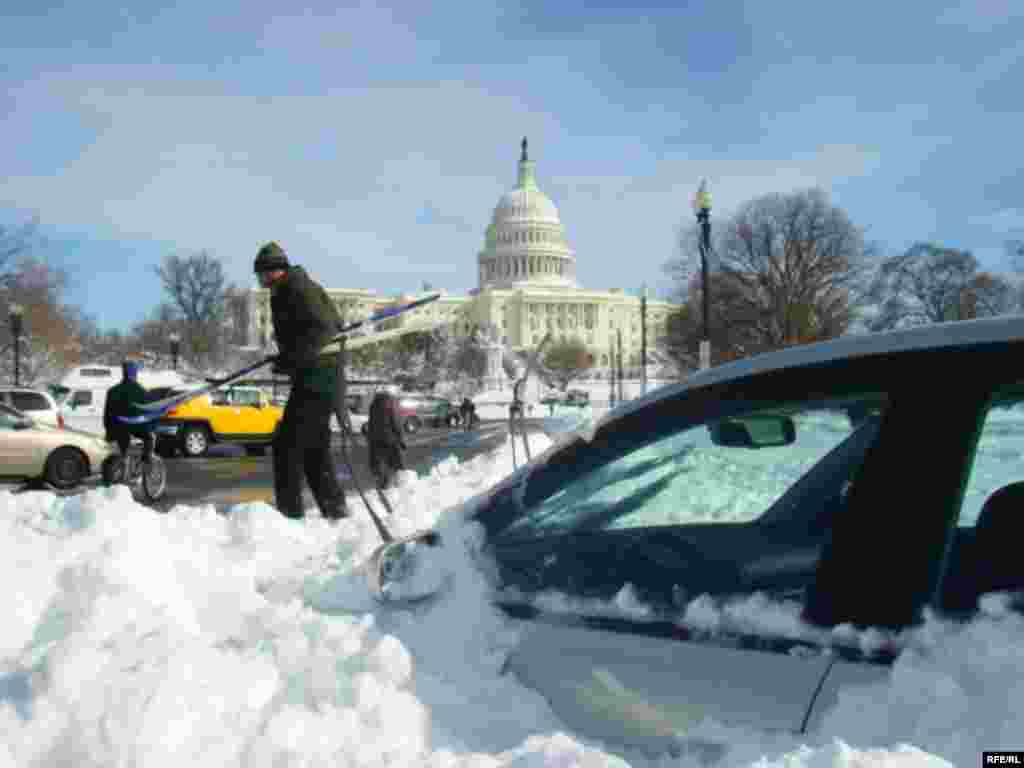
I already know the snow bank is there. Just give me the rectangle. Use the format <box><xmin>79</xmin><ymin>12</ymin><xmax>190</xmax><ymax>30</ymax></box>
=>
<box><xmin>0</xmin><ymin>427</ymin><xmax>1020</xmax><ymax>767</ymax></box>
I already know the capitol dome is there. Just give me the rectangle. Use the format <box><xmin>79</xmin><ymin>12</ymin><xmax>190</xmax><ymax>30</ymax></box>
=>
<box><xmin>477</xmin><ymin>138</ymin><xmax>578</xmax><ymax>291</ymax></box>
<box><xmin>491</xmin><ymin>178</ymin><xmax>561</xmax><ymax>226</ymax></box>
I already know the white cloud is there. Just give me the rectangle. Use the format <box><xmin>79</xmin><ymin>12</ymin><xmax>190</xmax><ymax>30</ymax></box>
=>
<box><xmin>0</xmin><ymin>16</ymin><xmax>883</xmax><ymax>309</ymax></box>
<box><xmin>544</xmin><ymin>143</ymin><xmax>883</xmax><ymax>290</ymax></box>
<box><xmin>970</xmin><ymin>208</ymin><xmax>1024</xmax><ymax>235</ymax></box>
<box><xmin>937</xmin><ymin>0</ymin><xmax>1024</xmax><ymax>29</ymax></box>
<box><xmin>0</xmin><ymin>69</ymin><xmax>562</xmax><ymax>292</ymax></box>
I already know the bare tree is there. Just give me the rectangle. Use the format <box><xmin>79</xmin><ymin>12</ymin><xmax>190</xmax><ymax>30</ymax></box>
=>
<box><xmin>223</xmin><ymin>286</ymin><xmax>251</xmax><ymax>347</ymax></box>
<box><xmin>153</xmin><ymin>251</ymin><xmax>231</xmax><ymax>368</ymax></box>
<box><xmin>665</xmin><ymin>188</ymin><xmax>877</xmax><ymax>359</ymax></box>
<box><xmin>967</xmin><ymin>272</ymin><xmax>1017</xmax><ymax>318</ymax></box>
<box><xmin>542</xmin><ymin>337</ymin><xmax>595</xmax><ymax>390</ymax></box>
<box><xmin>0</xmin><ymin>250</ymin><xmax>82</xmax><ymax>384</ymax></box>
<box><xmin>1004</xmin><ymin>240</ymin><xmax>1024</xmax><ymax>311</ymax></box>
<box><xmin>0</xmin><ymin>219</ymin><xmax>37</xmax><ymax>292</ymax></box>
<box><xmin>869</xmin><ymin>243</ymin><xmax>1014</xmax><ymax>329</ymax></box>
<box><xmin>378</xmin><ymin>329</ymin><xmax>435</xmax><ymax>383</ymax></box>
<box><xmin>69</xmin><ymin>310</ymin><xmax>133</xmax><ymax>365</ymax></box>
<box><xmin>1006</xmin><ymin>240</ymin><xmax>1024</xmax><ymax>272</ymax></box>
<box><xmin>130</xmin><ymin>303</ymin><xmax>183</xmax><ymax>368</ymax></box>
<box><xmin>451</xmin><ymin>330</ymin><xmax>488</xmax><ymax>389</ymax></box>
<box><xmin>663</xmin><ymin>274</ymin><xmax>762</xmax><ymax>369</ymax></box>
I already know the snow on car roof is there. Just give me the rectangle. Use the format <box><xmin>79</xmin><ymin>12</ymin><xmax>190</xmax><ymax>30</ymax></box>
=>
<box><xmin>608</xmin><ymin>314</ymin><xmax>1024</xmax><ymax>426</ymax></box>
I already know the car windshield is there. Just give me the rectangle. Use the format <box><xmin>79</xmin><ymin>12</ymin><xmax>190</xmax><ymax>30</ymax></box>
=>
<box><xmin>501</xmin><ymin>396</ymin><xmax>885</xmax><ymax>538</ymax></box>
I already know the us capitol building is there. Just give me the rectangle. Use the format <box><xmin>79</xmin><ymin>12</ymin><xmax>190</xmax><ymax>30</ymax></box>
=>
<box><xmin>247</xmin><ymin>138</ymin><xmax>677</xmax><ymax>372</ymax></box>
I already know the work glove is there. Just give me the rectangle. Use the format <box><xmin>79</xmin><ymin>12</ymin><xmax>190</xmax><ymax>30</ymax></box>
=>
<box><xmin>270</xmin><ymin>355</ymin><xmax>294</xmax><ymax>376</ymax></box>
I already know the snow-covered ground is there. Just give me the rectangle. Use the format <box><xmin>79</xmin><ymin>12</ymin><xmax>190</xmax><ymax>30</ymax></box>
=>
<box><xmin>2</xmin><ymin>410</ymin><xmax>1022</xmax><ymax>766</ymax></box>
<box><xmin>471</xmin><ymin>378</ymin><xmax>671</xmax><ymax>423</ymax></box>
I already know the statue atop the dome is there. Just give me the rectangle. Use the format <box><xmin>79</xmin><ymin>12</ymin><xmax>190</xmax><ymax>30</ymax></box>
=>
<box><xmin>521</xmin><ymin>137</ymin><xmax>528</xmax><ymax>162</ymax></box>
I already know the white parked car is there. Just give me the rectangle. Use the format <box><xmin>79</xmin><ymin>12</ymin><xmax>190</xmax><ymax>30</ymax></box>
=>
<box><xmin>0</xmin><ymin>387</ymin><xmax>65</xmax><ymax>429</ymax></box>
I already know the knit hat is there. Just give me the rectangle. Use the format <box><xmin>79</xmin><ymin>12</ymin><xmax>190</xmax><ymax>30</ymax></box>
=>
<box><xmin>254</xmin><ymin>242</ymin><xmax>290</xmax><ymax>273</ymax></box>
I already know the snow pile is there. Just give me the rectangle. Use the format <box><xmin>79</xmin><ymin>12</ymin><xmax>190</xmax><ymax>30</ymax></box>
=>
<box><xmin>0</xmin><ymin>427</ymin><xmax>1021</xmax><ymax>767</ymax></box>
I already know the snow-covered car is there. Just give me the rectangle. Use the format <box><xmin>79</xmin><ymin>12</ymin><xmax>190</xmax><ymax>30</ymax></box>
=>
<box><xmin>0</xmin><ymin>402</ymin><xmax>114</xmax><ymax>489</ymax></box>
<box><xmin>371</xmin><ymin>315</ymin><xmax>1024</xmax><ymax>759</ymax></box>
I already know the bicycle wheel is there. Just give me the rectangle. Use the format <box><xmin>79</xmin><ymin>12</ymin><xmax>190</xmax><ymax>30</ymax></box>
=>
<box><xmin>102</xmin><ymin>455</ymin><xmax>128</xmax><ymax>486</ymax></box>
<box><xmin>141</xmin><ymin>456</ymin><xmax>167</xmax><ymax>501</ymax></box>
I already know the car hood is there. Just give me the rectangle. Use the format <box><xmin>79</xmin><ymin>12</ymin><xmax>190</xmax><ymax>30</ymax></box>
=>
<box><xmin>34</xmin><ymin>422</ymin><xmax>110</xmax><ymax>447</ymax></box>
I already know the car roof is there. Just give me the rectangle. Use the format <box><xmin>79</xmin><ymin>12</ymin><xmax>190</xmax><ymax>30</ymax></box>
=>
<box><xmin>610</xmin><ymin>315</ymin><xmax>1024</xmax><ymax>424</ymax></box>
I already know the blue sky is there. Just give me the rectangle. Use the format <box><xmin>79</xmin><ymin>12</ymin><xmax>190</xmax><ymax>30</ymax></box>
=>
<box><xmin>3</xmin><ymin>0</ymin><xmax>1024</xmax><ymax>333</ymax></box>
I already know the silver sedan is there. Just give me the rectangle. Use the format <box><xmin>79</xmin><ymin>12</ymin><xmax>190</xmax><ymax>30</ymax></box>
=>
<box><xmin>0</xmin><ymin>402</ymin><xmax>115</xmax><ymax>489</ymax></box>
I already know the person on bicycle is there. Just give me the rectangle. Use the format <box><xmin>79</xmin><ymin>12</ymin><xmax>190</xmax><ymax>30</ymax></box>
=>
<box><xmin>103</xmin><ymin>357</ymin><xmax>156</xmax><ymax>465</ymax></box>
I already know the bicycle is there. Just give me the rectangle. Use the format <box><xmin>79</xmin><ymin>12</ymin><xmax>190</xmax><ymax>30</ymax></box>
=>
<box><xmin>101</xmin><ymin>450</ymin><xmax>167</xmax><ymax>502</ymax></box>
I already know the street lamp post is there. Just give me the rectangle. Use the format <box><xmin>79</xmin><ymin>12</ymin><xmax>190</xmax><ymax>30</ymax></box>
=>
<box><xmin>640</xmin><ymin>284</ymin><xmax>648</xmax><ymax>396</ymax></box>
<box><xmin>9</xmin><ymin>304</ymin><xmax>24</xmax><ymax>386</ymax></box>
<box><xmin>608</xmin><ymin>338</ymin><xmax>616</xmax><ymax>408</ymax></box>
<box><xmin>693</xmin><ymin>180</ymin><xmax>712</xmax><ymax>370</ymax></box>
<box><xmin>617</xmin><ymin>329</ymin><xmax>624</xmax><ymax>404</ymax></box>
<box><xmin>169</xmin><ymin>332</ymin><xmax>181</xmax><ymax>371</ymax></box>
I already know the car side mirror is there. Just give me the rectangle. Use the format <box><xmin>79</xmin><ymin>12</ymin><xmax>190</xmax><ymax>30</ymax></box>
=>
<box><xmin>709</xmin><ymin>415</ymin><xmax>796</xmax><ymax>448</ymax></box>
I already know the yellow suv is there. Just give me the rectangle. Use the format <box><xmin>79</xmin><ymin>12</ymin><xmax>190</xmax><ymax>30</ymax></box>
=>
<box><xmin>154</xmin><ymin>386</ymin><xmax>284</xmax><ymax>458</ymax></box>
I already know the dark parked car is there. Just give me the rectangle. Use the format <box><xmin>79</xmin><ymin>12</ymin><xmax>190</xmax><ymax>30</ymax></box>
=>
<box><xmin>395</xmin><ymin>393</ymin><xmax>459</xmax><ymax>432</ymax></box>
<box><xmin>371</xmin><ymin>316</ymin><xmax>1024</xmax><ymax>760</ymax></box>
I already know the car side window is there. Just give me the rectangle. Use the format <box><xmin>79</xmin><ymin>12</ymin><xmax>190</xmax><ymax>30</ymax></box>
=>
<box><xmin>11</xmin><ymin>392</ymin><xmax>49</xmax><ymax>412</ymax></box>
<box><xmin>233</xmin><ymin>390</ymin><xmax>258</xmax><ymax>407</ymax></box>
<box><xmin>959</xmin><ymin>393</ymin><xmax>1024</xmax><ymax>527</ymax></box>
<box><xmin>500</xmin><ymin>395</ymin><xmax>886</xmax><ymax>539</ymax></box>
<box><xmin>70</xmin><ymin>390</ymin><xmax>92</xmax><ymax>407</ymax></box>
<box><xmin>940</xmin><ymin>386</ymin><xmax>1024</xmax><ymax>614</ymax></box>
<box><xmin>210</xmin><ymin>391</ymin><xmax>230</xmax><ymax>406</ymax></box>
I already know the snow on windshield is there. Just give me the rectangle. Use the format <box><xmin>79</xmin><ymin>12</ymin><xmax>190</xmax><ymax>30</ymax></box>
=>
<box><xmin>504</xmin><ymin>408</ymin><xmax>856</xmax><ymax>537</ymax></box>
<box><xmin>1</xmin><ymin>419</ymin><xmax>1021</xmax><ymax>767</ymax></box>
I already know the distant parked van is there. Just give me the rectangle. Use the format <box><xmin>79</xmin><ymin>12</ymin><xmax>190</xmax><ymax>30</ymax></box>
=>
<box><xmin>58</xmin><ymin>365</ymin><xmax>192</xmax><ymax>420</ymax></box>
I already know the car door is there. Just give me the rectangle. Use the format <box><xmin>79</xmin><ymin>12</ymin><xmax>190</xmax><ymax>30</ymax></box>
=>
<box><xmin>230</xmin><ymin>388</ymin><xmax>266</xmax><ymax>437</ymax></box>
<box><xmin>0</xmin><ymin>408</ymin><xmax>42</xmax><ymax>477</ymax></box>
<box><xmin>206</xmin><ymin>389</ymin><xmax>240</xmax><ymax>436</ymax></box>
<box><xmin>482</xmin><ymin>380</ymin><xmax>890</xmax><ymax>755</ymax></box>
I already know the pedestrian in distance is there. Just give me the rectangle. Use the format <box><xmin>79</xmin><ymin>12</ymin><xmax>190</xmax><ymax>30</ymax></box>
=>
<box><xmin>459</xmin><ymin>396</ymin><xmax>477</xmax><ymax>432</ymax></box>
<box><xmin>103</xmin><ymin>357</ymin><xmax>156</xmax><ymax>470</ymax></box>
<box><xmin>367</xmin><ymin>389</ymin><xmax>407</xmax><ymax>489</ymax></box>
<box><xmin>255</xmin><ymin>241</ymin><xmax>348</xmax><ymax>521</ymax></box>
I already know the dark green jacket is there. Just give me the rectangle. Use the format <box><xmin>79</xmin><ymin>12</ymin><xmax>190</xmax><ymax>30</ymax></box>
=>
<box><xmin>270</xmin><ymin>265</ymin><xmax>342</xmax><ymax>395</ymax></box>
<box><xmin>103</xmin><ymin>379</ymin><xmax>149</xmax><ymax>434</ymax></box>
